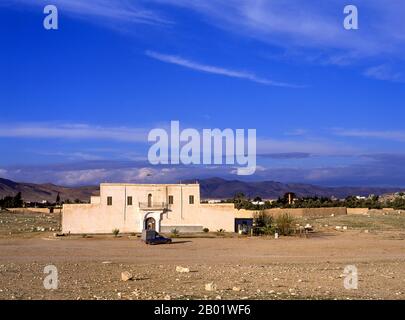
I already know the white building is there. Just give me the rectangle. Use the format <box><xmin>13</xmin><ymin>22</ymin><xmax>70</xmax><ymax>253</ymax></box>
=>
<box><xmin>62</xmin><ymin>183</ymin><xmax>236</xmax><ymax>234</ymax></box>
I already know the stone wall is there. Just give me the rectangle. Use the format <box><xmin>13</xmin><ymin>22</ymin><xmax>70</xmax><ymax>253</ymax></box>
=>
<box><xmin>233</xmin><ymin>207</ymin><xmax>347</xmax><ymax>218</ymax></box>
<box><xmin>265</xmin><ymin>207</ymin><xmax>347</xmax><ymax>217</ymax></box>
<box><xmin>8</xmin><ymin>207</ymin><xmax>53</xmax><ymax>214</ymax></box>
<box><xmin>201</xmin><ymin>205</ymin><xmax>348</xmax><ymax>223</ymax></box>
<box><xmin>347</xmin><ymin>208</ymin><xmax>369</xmax><ymax>215</ymax></box>
<box><xmin>62</xmin><ymin>203</ymin><xmax>139</xmax><ymax>234</ymax></box>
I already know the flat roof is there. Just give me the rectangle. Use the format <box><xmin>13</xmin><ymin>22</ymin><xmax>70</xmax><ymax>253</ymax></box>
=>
<box><xmin>100</xmin><ymin>183</ymin><xmax>199</xmax><ymax>187</ymax></box>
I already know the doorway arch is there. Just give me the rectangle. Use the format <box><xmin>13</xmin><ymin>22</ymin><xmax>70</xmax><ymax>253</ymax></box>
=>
<box><xmin>145</xmin><ymin>217</ymin><xmax>156</xmax><ymax>231</ymax></box>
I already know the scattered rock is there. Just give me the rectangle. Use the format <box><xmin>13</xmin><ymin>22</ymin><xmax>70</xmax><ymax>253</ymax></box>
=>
<box><xmin>176</xmin><ymin>266</ymin><xmax>190</xmax><ymax>273</ymax></box>
<box><xmin>121</xmin><ymin>271</ymin><xmax>133</xmax><ymax>282</ymax></box>
<box><xmin>205</xmin><ymin>282</ymin><xmax>217</xmax><ymax>292</ymax></box>
<box><xmin>232</xmin><ymin>287</ymin><xmax>241</xmax><ymax>292</ymax></box>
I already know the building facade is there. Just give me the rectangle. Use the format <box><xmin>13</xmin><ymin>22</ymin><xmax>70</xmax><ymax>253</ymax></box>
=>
<box><xmin>62</xmin><ymin>183</ymin><xmax>348</xmax><ymax>235</ymax></box>
<box><xmin>62</xmin><ymin>183</ymin><xmax>235</xmax><ymax>234</ymax></box>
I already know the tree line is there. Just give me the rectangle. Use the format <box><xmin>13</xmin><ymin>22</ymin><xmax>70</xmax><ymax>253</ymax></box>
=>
<box><xmin>229</xmin><ymin>193</ymin><xmax>405</xmax><ymax>210</ymax></box>
<box><xmin>0</xmin><ymin>192</ymin><xmax>24</xmax><ymax>209</ymax></box>
<box><xmin>0</xmin><ymin>192</ymin><xmax>86</xmax><ymax>210</ymax></box>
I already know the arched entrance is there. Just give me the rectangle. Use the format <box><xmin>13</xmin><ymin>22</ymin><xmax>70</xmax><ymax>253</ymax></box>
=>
<box><xmin>145</xmin><ymin>217</ymin><xmax>156</xmax><ymax>231</ymax></box>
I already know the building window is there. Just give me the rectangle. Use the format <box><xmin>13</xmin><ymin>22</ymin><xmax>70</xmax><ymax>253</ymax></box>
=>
<box><xmin>148</xmin><ymin>194</ymin><xmax>152</xmax><ymax>207</ymax></box>
<box><xmin>189</xmin><ymin>195</ymin><xmax>194</xmax><ymax>205</ymax></box>
<box><xmin>107</xmin><ymin>196</ymin><xmax>113</xmax><ymax>206</ymax></box>
<box><xmin>127</xmin><ymin>196</ymin><xmax>133</xmax><ymax>206</ymax></box>
<box><xmin>169</xmin><ymin>195</ymin><xmax>174</xmax><ymax>205</ymax></box>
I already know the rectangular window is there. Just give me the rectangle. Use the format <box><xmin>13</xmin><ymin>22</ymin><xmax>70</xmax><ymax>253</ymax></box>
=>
<box><xmin>107</xmin><ymin>196</ymin><xmax>113</xmax><ymax>206</ymax></box>
<box><xmin>189</xmin><ymin>195</ymin><xmax>194</xmax><ymax>205</ymax></box>
<box><xmin>169</xmin><ymin>195</ymin><xmax>174</xmax><ymax>205</ymax></box>
<box><xmin>127</xmin><ymin>196</ymin><xmax>133</xmax><ymax>206</ymax></box>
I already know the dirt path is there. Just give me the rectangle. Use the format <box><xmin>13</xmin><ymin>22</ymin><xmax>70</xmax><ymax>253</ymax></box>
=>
<box><xmin>0</xmin><ymin>231</ymin><xmax>404</xmax><ymax>264</ymax></box>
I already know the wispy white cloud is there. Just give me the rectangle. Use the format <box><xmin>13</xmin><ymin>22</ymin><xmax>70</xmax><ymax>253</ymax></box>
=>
<box><xmin>37</xmin><ymin>151</ymin><xmax>105</xmax><ymax>161</ymax></box>
<box><xmin>8</xmin><ymin>0</ymin><xmax>405</xmax><ymax>63</ymax></box>
<box><xmin>145</xmin><ymin>50</ymin><xmax>300</xmax><ymax>87</ymax></box>
<box><xmin>0</xmin><ymin>122</ymin><xmax>360</xmax><ymax>157</ymax></box>
<box><xmin>256</xmin><ymin>137</ymin><xmax>357</xmax><ymax>156</ymax></box>
<box><xmin>364</xmin><ymin>64</ymin><xmax>402</xmax><ymax>82</ymax></box>
<box><xmin>53</xmin><ymin>167</ymin><xmax>163</xmax><ymax>185</ymax></box>
<box><xmin>0</xmin><ymin>123</ymin><xmax>148</xmax><ymax>142</ymax></box>
<box><xmin>153</xmin><ymin>0</ymin><xmax>405</xmax><ymax>63</ymax></box>
<box><xmin>9</xmin><ymin>0</ymin><xmax>171</xmax><ymax>25</ymax></box>
<box><xmin>334</xmin><ymin>128</ymin><xmax>405</xmax><ymax>142</ymax></box>
<box><xmin>8</xmin><ymin>0</ymin><xmax>405</xmax><ymax>79</ymax></box>
<box><xmin>3</xmin><ymin>155</ymin><xmax>405</xmax><ymax>187</ymax></box>
<box><xmin>284</xmin><ymin>129</ymin><xmax>309</xmax><ymax>137</ymax></box>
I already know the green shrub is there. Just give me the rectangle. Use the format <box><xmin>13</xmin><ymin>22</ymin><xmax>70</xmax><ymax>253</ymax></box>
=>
<box><xmin>253</xmin><ymin>211</ymin><xmax>274</xmax><ymax>235</ymax></box>
<box><xmin>259</xmin><ymin>225</ymin><xmax>277</xmax><ymax>236</ymax></box>
<box><xmin>275</xmin><ymin>213</ymin><xmax>295</xmax><ymax>236</ymax></box>
<box><xmin>112</xmin><ymin>228</ymin><xmax>120</xmax><ymax>237</ymax></box>
<box><xmin>171</xmin><ymin>228</ymin><xmax>180</xmax><ymax>237</ymax></box>
<box><xmin>216</xmin><ymin>229</ymin><xmax>226</xmax><ymax>236</ymax></box>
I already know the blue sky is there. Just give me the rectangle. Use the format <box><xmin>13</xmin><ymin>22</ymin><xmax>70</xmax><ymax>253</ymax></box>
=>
<box><xmin>1</xmin><ymin>0</ymin><xmax>405</xmax><ymax>187</ymax></box>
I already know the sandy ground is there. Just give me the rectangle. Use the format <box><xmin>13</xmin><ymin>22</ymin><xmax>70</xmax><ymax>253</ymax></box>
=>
<box><xmin>0</xmin><ymin>210</ymin><xmax>404</xmax><ymax>300</ymax></box>
<box><xmin>0</xmin><ymin>232</ymin><xmax>405</xmax><ymax>300</ymax></box>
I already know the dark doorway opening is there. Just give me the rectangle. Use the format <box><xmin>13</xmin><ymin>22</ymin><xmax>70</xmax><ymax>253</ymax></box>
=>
<box><xmin>234</xmin><ymin>218</ymin><xmax>253</xmax><ymax>234</ymax></box>
<box><xmin>145</xmin><ymin>217</ymin><xmax>156</xmax><ymax>231</ymax></box>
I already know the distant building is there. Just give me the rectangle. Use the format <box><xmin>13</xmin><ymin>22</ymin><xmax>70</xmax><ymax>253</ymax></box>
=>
<box><xmin>251</xmin><ymin>201</ymin><xmax>265</xmax><ymax>206</ymax></box>
<box><xmin>285</xmin><ymin>192</ymin><xmax>296</xmax><ymax>205</ymax></box>
<box><xmin>207</xmin><ymin>199</ymin><xmax>222</xmax><ymax>204</ymax></box>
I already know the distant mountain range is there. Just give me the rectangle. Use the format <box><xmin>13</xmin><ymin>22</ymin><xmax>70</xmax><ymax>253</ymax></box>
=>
<box><xmin>0</xmin><ymin>178</ymin><xmax>98</xmax><ymax>203</ymax></box>
<box><xmin>195</xmin><ymin>178</ymin><xmax>402</xmax><ymax>200</ymax></box>
<box><xmin>0</xmin><ymin>177</ymin><xmax>402</xmax><ymax>203</ymax></box>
